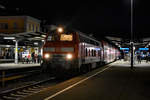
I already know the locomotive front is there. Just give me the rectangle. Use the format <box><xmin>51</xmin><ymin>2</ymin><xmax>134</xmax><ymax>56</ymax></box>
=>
<box><xmin>41</xmin><ymin>27</ymin><xmax>78</xmax><ymax>75</ymax></box>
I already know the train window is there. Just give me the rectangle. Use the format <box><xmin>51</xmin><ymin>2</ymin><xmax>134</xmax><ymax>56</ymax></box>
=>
<box><xmin>94</xmin><ymin>50</ymin><xmax>96</xmax><ymax>56</ymax></box>
<box><xmin>85</xmin><ymin>48</ymin><xmax>88</xmax><ymax>57</ymax></box>
<box><xmin>47</xmin><ymin>33</ymin><xmax>73</xmax><ymax>42</ymax></box>
<box><xmin>98</xmin><ymin>50</ymin><xmax>101</xmax><ymax>56</ymax></box>
<box><xmin>60</xmin><ymin>34</ymin><xmax>73</xmax><ymax>41</ymax></box>
<box><xmin>47</xmin><ymin>36</ymin><xmax>53</xmax><ymax>41</ymax></box>
<box><xmin>89</xmin><ymin>49</ymin><xmax>91</xmax><ymax>56</ymax></box>
<box><xmin>47</xmin><ymin>33</ymin><xmax>59</xmax><ymax>41</ymax></box>
<box><xmin>91</xmin><ymin>49</ymin><xmax>94</xmax><ymax>56</ymax></box>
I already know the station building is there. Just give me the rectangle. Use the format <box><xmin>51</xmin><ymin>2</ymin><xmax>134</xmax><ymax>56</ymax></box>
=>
<box><xmin>0</xmin><ymin>16</ymin><xmax>46</xmax><ymax>63</ymax></box>
<box><xmin>0</xmin><ymin>16</ymin><xmax>40</xmax><ymax>33</ymax></box>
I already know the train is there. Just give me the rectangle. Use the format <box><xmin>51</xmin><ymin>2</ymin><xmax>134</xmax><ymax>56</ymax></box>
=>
<box><xmin>41</xmin><ymin>27</ymin><xmax>120</xmax><ymax>76</ymax></box>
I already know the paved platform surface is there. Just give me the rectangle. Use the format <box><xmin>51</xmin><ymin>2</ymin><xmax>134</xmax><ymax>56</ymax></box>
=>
<box><xmin>20</xmin><ymin>61</ymin><xmax>150</xmax><ymax>100</ymax></box>
<box><xmin>0</xmin><ymin>63</ymin><xmax>40</xmax><ymax>70</ymax></box>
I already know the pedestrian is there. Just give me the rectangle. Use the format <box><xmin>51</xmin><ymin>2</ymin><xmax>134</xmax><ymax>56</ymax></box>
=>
<box><xmin>31</xmin><ymin>52</ymin><xmax>35</xmax><ymax>63</ymax></box>
<box><xmin>27</xmin><ymin>54</ymin><xmax>31</xmax><ymax>64</ymax></box>
<box><xmin>37</xmin><ymin>54</ymin><xmax>42</xmax><ymax>63</ymax></box>
<box><xmin>34</xmin><ymin>54</ymin><xmax>37</xmax><ymax>63</ymax></box>
<box><xmin>137</xmin><ymin>54</ymin><xmax>141</xmax><ymax>64</ymax></box>
<box><xmin>146</xmin><ymin>55</ymin><xmax>148</xmax><ymax>63</ymax></box>
<box><xmin>24</xmin><ymin>56</ymin><xmax>29</xmax><ymax>64</ymax></box>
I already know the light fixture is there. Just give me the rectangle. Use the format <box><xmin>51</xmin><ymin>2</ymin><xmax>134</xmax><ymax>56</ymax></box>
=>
<box><xmin>57</xmin><ymin>27</ymin><xmax>63</xmax><ymax>33</ymax></box>
<box><xmin>4</xmin><ymin>37</ymin><xmax>15</xmax><ymax>40</ymax></box>
<box><xmin>66</xmin><ymin>54</ymin><xmax>73</xmax><ymax>60</ymax></box>
<box><xmin>44</xmin><ymin>53</ymin><xmax>50</xmax><ymax>59</ymax></box>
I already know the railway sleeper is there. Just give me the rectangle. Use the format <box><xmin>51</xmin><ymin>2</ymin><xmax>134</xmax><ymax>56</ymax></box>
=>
<box><xmin>28</xmin><ymin>88</ymin><xmax>39</xmax><ymax>91</ymax></box>
<box><xmin>17</xmin><ymin>91</ymin><xmax>30</xmax><ymax>95</ymax></box>
<box><xmin>10</xmin><ymin>93</ymin><xmax>25</xmax><ymax>97</ymax></box>
<box><xmin>22</xmin><ymin>89</ymin><xmax>35</xmax><ymax>93</ymax></box>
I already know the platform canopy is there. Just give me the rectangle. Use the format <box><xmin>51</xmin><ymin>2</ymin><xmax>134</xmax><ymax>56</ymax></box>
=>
<box><xmin>0</xmin><ymin>32</ymin><xmax>47</xmax><ymax>46</ymax></box>
<box><xmin>105</xmin><ymin>36</ymin><xmax>150</xmax><ymax>48</ymax></box>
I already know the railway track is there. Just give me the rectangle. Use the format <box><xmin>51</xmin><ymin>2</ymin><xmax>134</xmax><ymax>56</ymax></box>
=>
<box><xmin>0</xmin><ymin>63</ymin><xmax>109</xmax><ymax>100</ymax></box>
<box><xmin>0</xmin><ymin>70</ymin><xmax>41</xmax><ymax>82</ymax></box>
<box><xmin>0</xmin><ymin>77</ymin><xmax>55</xmax><ymax>100</ymax></box>
<box><xmin>0</xmin><ymin>67</ymin><xmax>42</xmax><ymax>87</ymax></box>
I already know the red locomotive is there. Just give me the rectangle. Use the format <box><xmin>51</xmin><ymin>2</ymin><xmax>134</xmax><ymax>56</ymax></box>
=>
<box><xmin>41</xmin><ymin>27</ymin><xmax>120</xmax><ymax>76</ymax></box>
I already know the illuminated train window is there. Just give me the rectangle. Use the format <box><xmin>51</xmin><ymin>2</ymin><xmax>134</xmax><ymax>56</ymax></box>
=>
<box><xmin>60</xmin><ymin>34</ymin><xmax>73</xmax><ymax>41</ymax></box>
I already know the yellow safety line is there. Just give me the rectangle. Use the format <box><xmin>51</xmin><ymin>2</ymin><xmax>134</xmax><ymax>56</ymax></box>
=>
<box><xmin>0</xmin><ymin>75</ymin><xmax>24</xmax><ymax>82</ymax></box>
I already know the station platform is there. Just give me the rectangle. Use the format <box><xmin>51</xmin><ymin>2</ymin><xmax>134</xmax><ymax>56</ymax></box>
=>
<box><xmin>20</xmin><ymin>60</ymin><xmax>150</xmax><ymax>100</ymax></box>
<box><xmin>114</xmin><ymin>59</ymin><xmax>150</xmax><ymax>67</ymax></box>
<box><xmin>0</xmin><ymin>63</ymin><xmax>40</xmax><ymax>70</ymax></box>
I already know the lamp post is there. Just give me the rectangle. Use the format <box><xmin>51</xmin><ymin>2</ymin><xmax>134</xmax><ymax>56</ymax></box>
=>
<box><xmin>15</xmin><ymin>40</ymin><xmax>18</xmax><ymax>64</ymax></box>
<box><xmin>130</xmin><ymin>0</ymin><xmax>134</xmax><ymax>69</ymax></box>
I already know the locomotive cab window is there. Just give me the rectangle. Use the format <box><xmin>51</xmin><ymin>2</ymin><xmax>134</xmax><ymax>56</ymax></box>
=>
<box><xmin>47</xmin><ymin>36</ymin><xmax>53</xmax><ymax>41</ymax></box>
<box><xmin>47</xmin><ymin>33</ymin><xmax>73</xmax><ymax>42</ymax></box>
<box><xmin>47</xmin><ymin>34</ymin><xmax>58</xmax><ymax>41</ymax></box>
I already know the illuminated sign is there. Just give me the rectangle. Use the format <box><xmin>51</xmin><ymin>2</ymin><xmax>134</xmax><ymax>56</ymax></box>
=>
<box><xmin>60</xmin><ymin>34</ymin><xmax>73</xmax><ymax>41</ymax></box>
<box><xmin>120</xmin><ymin>48</ymin><xmax>129</xmax><ymax>50</ymax></box>
<box><xmin>139</xmin><ymin>48</ymin><xmax>149</xmax><ymax>51</ymax></box>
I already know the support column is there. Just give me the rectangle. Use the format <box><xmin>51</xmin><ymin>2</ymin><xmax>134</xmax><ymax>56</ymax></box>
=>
<box><xmin>15</xmin><ymin>40</ymin><xmax>18</xmax><ymax>64</ymax></box>
<box><xmin>131</xmin><ymin>42</ymin><xmax>134</xmax><ymax>69</ymax></box>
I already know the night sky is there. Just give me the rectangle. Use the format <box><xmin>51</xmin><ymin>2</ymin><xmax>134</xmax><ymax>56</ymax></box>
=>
<box><xmin>1</xmin><ymin>0</ymin><xmax>150</xmax><ymax>40</ymax></box>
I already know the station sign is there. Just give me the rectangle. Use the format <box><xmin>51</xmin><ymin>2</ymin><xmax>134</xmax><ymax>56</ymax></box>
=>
<box><xmin>139</xmin><ymin>48</ymin><xmax>149</xmax><ymax>51</ymax></box>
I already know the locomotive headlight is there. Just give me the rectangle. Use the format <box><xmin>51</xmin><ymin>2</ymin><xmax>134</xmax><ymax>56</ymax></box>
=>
<box><xmin>66</xmin><ymin>54</ymin><xmax>73</xmax><ymax>60</ymax></box>
<box><xmin>44</xmin><ymin>53</ymin><xmax>50</xmax><ymax>59</ymax></box>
